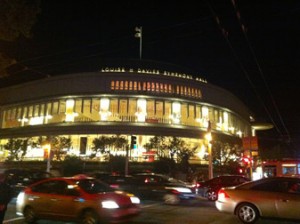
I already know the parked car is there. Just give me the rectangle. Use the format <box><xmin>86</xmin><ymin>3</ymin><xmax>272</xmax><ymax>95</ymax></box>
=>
<box><xmin>16</xmin><ymin>176</ymin><xmax>141</xmax><ymax>224</ymax></box>
<box><xmin>132</xmin><ymin>173</ymin><xmax>196</xmax><ymax>205</ymax></box>
<box><xmin>4</xmin><ymin>168</ymin><xmax>54</xmax><ymax>197</ymax></box>
<box><xmin>215</xmin><ymin>177</ymin><xmax>300</xmax><ymax>224</ymax></box>
<box><xmin>196</xmin><ymin>175</ymin><xmax>250</xmax><ymax>201</ymax></box>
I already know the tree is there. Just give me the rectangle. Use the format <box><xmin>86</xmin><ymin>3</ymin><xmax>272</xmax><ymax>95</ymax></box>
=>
<box><xmin>110</xmin><ymin>135</ymin><xmax>128</xmax><ymax>151</ymax></box>
<box><xmin>143</xmin><ymin>136</ymin><xmax>167</xmax><ymax>158</ymax></box>
<box><xmin>52</xmin><ymin>137</ymin><xmax>72</xmax><ymax>160</ymax></box>
<box><xmin>32</xmin><ymin>136</ymin><xmax>72</xmax><ymax>161</ymax></box>
<box><xmin>3</xmin><ymin>138</ymin><xmax>29</xmax><ymax>161</ymax></box>
<box><xmin>212</xmin><ymin>141</ymin><xmax>242</xmax><ymax>166</ymax></box>
<box><xmin>0</xmin><ymin>0</ymin><xmax>41</xmax><ymax>77</ymax></box>
<box><xmin>210</xmin><ymin>141</ymin><xmax>243</xmax><ymax>174</ymax></box>
<box><xmin>91</xmin><ymin>136</ymin><xmax>112</xmax><ymax>159</ymax></box>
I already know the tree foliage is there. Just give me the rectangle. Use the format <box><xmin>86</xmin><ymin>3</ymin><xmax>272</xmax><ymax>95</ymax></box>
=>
<box><xmin>143</xmin><ymin>136</ymin><xmax>167</xmax><ymax>158</ymax></box>
<box><xmin>32</xmin><ymin>136</ymin><xmax>72</xmax><ymax>161</ymax></box>
<box><xmin>211</xmin><ymin>141</ymin><xmax>242</xmax><ymax>166</ymax></box>
<box><xmin>4</xmin><ymin>138</ymin><xmax>29</xmax><ymax>161</ymax></box>
<box><xmin>91</xmin><ymin>135</ymin><xmax>128</xmax><ymax>159</ymax></box>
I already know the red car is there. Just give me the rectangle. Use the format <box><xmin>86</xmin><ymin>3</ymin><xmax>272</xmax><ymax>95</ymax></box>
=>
<box><xmin>16</xmin><ymin>176</ymin><xmax>141</xmax><ymax>224</ymax></box>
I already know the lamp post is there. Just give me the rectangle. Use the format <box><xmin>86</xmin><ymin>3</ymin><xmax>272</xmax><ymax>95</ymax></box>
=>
<box><xmin>205</xmin><ymin>132</ymin><xmax>213</xmax><ymax>179</ymax></box>
<box><xmin>44</xmin><ymin>144</ymin><xmax>51</xmax><ymax>173</ymax></box>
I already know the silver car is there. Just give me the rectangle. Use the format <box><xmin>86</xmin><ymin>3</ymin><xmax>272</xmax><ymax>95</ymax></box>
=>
<box><xmin>215</xmin><ymin>177</ymin><xmax>300</xmax><ymax>224</ymax></box>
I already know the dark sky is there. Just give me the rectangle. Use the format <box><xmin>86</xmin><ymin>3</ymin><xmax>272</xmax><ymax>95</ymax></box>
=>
<box><xmin>2</xmin><ymin>0</ymin><xmax>300</xmax><ymax>150</ymax></box>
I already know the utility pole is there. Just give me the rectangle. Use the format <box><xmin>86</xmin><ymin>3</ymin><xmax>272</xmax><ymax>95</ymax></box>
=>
<box><xmin>135</xmin><ymin>26</ymin><xmax>142</xmax><ymax>59</ymax></box>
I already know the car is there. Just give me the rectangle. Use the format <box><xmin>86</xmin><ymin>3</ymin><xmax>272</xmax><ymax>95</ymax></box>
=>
<box><xmin>132</xmin><ymin>173</ymin><xmax>196</xmax><ymax>205</ymax></box>
<box><xmin>215</xmin><ymin>177</ymin><xmax>300</xmax><ymax>224</ymax></box>
<box><xmin>196</xmin><ymin>175</ymin><xmax>250</xmax><ymax>201</ymax></box>
<box><xmin>16</xmin><ymin>176</ymin><xmax>141</xmax><ymax>224</ymax></box>
<box><xmin>4</xmin><ymin>168</ymin><xmax>54</xmax><ymax>197</ymax></box>
<box><xmin>91</xmin><ymin>174</ymin><xmax>140</xmax><ymax>194</ymax></box>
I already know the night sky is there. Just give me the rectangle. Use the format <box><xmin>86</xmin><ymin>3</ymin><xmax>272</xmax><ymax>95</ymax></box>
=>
<box><xmin>2</xmin><ymin>0</ymin><xmax>300</xmax><ymax>151</ymax></box>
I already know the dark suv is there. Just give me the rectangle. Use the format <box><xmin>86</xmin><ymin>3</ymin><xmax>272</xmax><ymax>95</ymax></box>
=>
<box><xmin>196</xmin><ymin>175</ymin><xmax>250</xmax><ymax>201</ymax></box>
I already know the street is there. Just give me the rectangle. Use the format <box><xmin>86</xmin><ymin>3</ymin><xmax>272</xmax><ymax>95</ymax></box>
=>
<box><xmin>4</xmin><ymin>197</ymin><xmax>300</xmax><ymax>224</ymax></box>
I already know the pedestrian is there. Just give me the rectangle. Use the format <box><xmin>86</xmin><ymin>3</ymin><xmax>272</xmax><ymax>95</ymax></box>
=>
<box><xmin>0</xmin><ymin>173</ymin><xmax>12</xmax><ymax>224</ymax></box>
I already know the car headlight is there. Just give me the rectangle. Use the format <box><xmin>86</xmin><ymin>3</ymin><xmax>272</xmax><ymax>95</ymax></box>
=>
<box><xmin>101</xmin><ymin>200</ymin><xmax>119</xmax><ymax>209</ymax></box>
<box><xmin>16</xmin><ymin>192</ymin><xmax>25</xmax><ymax>203</ymax></box>
<box><xmin>169</xmin><ymin>187</ymin><xmax>192</xmax><ymax>193</ymax></box>
<box><xmin>130</xmin><ymin>196</ymin><xmax>140</xmax><ymax>204</ymax></box>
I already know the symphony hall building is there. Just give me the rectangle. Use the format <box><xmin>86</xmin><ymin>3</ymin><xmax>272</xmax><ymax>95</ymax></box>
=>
<box><xmin>0</xmin><ymin>60</ymin><xmax>259</xmax><ymax>162</ymax></box>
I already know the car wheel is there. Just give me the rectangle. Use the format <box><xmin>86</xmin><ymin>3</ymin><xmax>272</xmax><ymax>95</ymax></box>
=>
<box><xmin>23</xmin><ymin>206</ymin><xmax>37</xmax><ymax>223</ymax></box>
<box><xmin>163</xmin><ymin>194</ymin><xmax>180</xmax><ymax>205</ymax></box>
<box><xmin>206</xmin><ymin>190</ymin><xmax>218</xmax><ymax>201</ymax></box>
<box><xmin>236</xmin><ymin>203</ymin><xmax>259</xmax><ymax>224</ymax></box>
<box><xmin>81</xmin><ymin>210</ymin><xmax>99</xmax><ymax>224</ymax></box>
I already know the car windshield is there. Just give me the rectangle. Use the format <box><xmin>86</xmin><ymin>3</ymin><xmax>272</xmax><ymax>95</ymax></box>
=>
<box><xmin>77</xmin><ymin>179</ymin><xmax>114</xmax><ymax>194</ymax></box>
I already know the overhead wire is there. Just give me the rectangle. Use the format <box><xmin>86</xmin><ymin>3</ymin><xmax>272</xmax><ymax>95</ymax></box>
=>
<box><xmin>205</xmin><ymin>0</ymin><xmax>286</xmax><ymax>141</ymax></box>
<box><xmin>230</xmin><ymin>0</ymin><xmax>291</xmax><ymax>143</ymax></box>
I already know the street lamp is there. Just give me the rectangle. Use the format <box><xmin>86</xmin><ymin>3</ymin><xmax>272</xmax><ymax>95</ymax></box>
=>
<box><xmin>43</xmin><ymin>144</ymin><xmax>51</xmax><ymax>173</ymax></box>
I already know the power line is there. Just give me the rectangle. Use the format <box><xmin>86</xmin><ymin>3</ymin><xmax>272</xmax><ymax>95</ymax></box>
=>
<box><xmin>230</xmin><ymin>0</ymin><xmax>291</xmax><ymax>142</ymax></box>
<box><xmin>205</xmin><ymin>0</ymin><xmax>288</xmax><ymax>140</ymax></box>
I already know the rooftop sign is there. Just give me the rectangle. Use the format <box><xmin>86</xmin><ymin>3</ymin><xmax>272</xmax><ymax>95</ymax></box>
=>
<box><xmin>100</xmin><ymin>67</ymin><xmax>207</xmax><ymax>83</ymax></box>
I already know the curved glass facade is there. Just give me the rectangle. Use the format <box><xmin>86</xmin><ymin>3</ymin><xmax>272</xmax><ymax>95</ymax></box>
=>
<box><xmin>0</xmin><ymin>64</ymin><xmax>253</xmax><ymax>163</ymax></box>
<box><xmin>1</xmin><ymin>95</ymin><xmax>248</xmax><ymax>135</ymax></box>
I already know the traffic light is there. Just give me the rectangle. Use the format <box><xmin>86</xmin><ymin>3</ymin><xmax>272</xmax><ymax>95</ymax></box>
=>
<box><xmin>131</xmin><ymin>135</ymin><xmax>137</xmax><ymax>149</ymax></box>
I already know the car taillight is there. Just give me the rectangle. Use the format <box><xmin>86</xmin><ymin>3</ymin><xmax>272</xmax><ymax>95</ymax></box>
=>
<box><xmin>171</xmin><ymin>189</ymin><xmax>180</xmax><ymax>195</ymax></box>
<box><xmin>196</xmin><ymin>182</ymin><xmax>201</xmax><ymax>188</ymax></box>
<box><xmin>110</xmin><ymin>184</ymin><xmax>119</xmax><ymax>189</ymax></box>
<box><xmin>217</xmin><ymin>189</ymin><xmax>230</xmax><ymax>201</ymax></box>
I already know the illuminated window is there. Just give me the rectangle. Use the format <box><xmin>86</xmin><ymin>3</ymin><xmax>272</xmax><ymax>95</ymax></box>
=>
<box><xmin>156</xmin><ymin>83</ymin><xmax>159</xmax><ymax>92</ymax></box>
<box><xmin>147</xmin><ymin>100</ymin><xmax>155</xmax><ymax>118</ymax></box>
<box><xmin>160</xmin><ymin>83</ymin><xmax>164</xmax><ymax>92</ymax></box>
<box><xmin>111</xmin><ymin>81</ymin><xmax>115</xmax><ymax>90</ymax></box>
<box><xmin>151</xmin><ymin>82</ymin><xmax>155</xmax><ymax>91</ymax></box>
<box><xmin>155</xmin><ymin>101</ymin><xmax>163</xmax><ymax>118</ymax></box>
<box><xmin>138</xmin><ymin>81</ymin><xmax>141</xmax><ymax>91</ymax></box>
<box><xmin>65</xmin><ymin>99</ymin><xmax>77</xmax><ymax>122</ymax></box>
<box><xmin>83</xmin><ymin>99</ymin><xmax>91</xmax><ymax>114</ymax></box>
<box><xmin>164</xmin><ymin>84</ymin><xmax>168</xmax><ymax>93</ymax></box>
<box><xmin>147</xmin><ymin>82</ymin><xmax>151</xmax><ymax>91</ymax></box>
<box><xmin>115</xmin><ymin>81</ymin><xmax>119</xmax><ymax>90</ymax></box>
<box><xmin>28</xmin><ymin>106</ymin><xmax>33</xmax><ymax>118</ymax></box>
<box><xmin>171</xmin><ymin>102</ymin><xmax>181</xmax><ymax>124</ymax></box>
<box><xmin>136</xmin><ymin>99</ymin><xmax>147</xmax><ymax>122</ymax></box>
<box><xmin>59</xmin><ymin>100</ymin><xmax>66</xmax><ymax>114</ymax></box>
<box><xmin>99</xmin><ymin>98</ymin><xmax>111</xmax><ymax>121</ymax></box>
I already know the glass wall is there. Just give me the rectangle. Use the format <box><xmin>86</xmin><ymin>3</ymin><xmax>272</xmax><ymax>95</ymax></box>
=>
<box><xmin>0</xmin><ymin>95</ymin><xmax>251</xmax><ymax>137</ymax></box>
